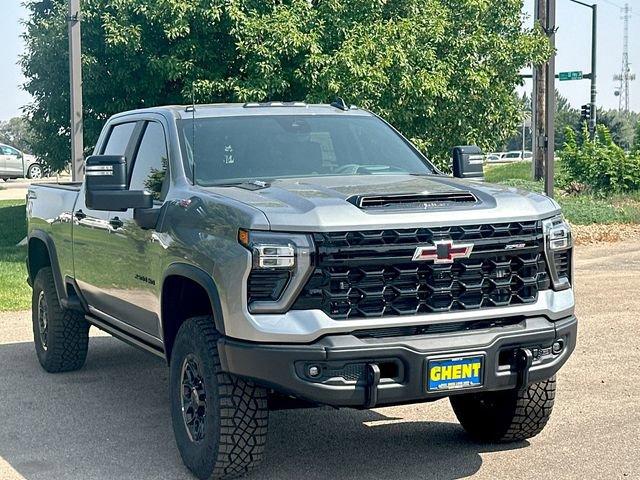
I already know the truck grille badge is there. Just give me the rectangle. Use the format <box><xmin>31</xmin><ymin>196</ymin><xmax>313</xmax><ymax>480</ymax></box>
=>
<box><xmin>412</xmin><ymin>239</ymin><xmax>474</xmax><ymax>264</ymax></box>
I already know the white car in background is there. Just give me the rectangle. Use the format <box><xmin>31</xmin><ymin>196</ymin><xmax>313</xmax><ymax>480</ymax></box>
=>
<box><xmin>486</xmin><ymin>151</ymin><xmax>532</xmax><ymax>163</ymax></box>
<box><xmin>0</xmin><ymin>143</ymin><xmax>46</xmax><ymax>180</ymax></box>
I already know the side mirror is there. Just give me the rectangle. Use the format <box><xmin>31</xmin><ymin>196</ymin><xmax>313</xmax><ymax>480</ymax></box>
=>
<box><xmin>452</xmin><ymin>146</ymin><xmax>484</xmax><ymax>180</ymax></box>
<box><xmin>85</xmin><ymin>155</ymin><xmax>153</xmax><ymax>211</ymax></box>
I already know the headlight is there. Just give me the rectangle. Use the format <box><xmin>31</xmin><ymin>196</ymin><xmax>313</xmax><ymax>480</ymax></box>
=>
<box><xmin>542</xmin><ymin>215</ymin><xmax>573</xmax><ymax>290</ymax></box>
<box><xmin>239</xmin><ymin>230</ymin><xmax>314</xmax><ymax>313</ymax></box>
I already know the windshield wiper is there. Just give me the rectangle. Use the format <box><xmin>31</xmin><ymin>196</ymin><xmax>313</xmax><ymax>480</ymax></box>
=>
<box><xmin>210</xmin><ymin>179</ymin><xmax>271</xmax><ymax>190</ymax></box>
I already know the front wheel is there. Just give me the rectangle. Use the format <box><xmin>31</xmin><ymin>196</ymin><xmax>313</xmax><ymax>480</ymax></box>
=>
<box><xmin>170</xmin><ymin>316</ymin><xmax>269</xmax><ymax>480</ymax></box>
<box><xmin>450</xmin><ymin>376</ymin><xmax>556</xmax><ymax>442</ymax></box>
<box><xmin>27</xmin><ymin>163</ymin><xmax>43</xmax><ymax>179</ymax></box>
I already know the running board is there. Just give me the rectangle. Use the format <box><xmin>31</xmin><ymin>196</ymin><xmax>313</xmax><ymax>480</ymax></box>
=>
<box><xmin>86</xmin><ymin>315</ymin><xmax>165</xmax><ymax>360</ymax></box>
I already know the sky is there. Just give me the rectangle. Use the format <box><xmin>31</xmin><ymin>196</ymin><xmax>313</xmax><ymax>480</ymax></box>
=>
<box><xmin>0</xmin><ymin>0</ymin><xmax>638</xmax><ymax>122</ymax></box>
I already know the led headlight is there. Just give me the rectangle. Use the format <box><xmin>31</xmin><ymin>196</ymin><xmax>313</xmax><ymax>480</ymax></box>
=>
<box><xmin>239</xmin><ymin>230</ymin><xmax>314</xmax><ymax>313</ymax></box>
<box><xmin>542</xmin><ymin>215</ymin><xmax>573</xmax><ymax>290</ymax></box>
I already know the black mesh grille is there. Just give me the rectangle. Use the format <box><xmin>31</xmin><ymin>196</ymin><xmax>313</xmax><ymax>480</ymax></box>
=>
<box><xmin>248</xmin><ymin>271</ymin><xmax>290</xmax><ymax>303</ymax></box>
<box><xmin>292</xmin><ymin>222</ymin><xmax>550</xmax><ymax>320</ymax></box>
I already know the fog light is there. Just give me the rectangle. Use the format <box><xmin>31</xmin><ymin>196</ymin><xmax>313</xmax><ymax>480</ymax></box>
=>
<box><xmin>552</xmin><ymin>339</ymin><xmax>564</xmax><ymax>355</ymax></box>
<box><xmin>308</xmin><ymin>366</ymin><xmax>321</xmax><ymax>378</ymax></box>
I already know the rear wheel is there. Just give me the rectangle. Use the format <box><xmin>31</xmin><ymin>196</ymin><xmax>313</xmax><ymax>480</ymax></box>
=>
<box><xmin>170</xmin><ymin>316</ymin><xmax>269</xmax><ymax>480</ymax></box>
<box><xmin>450</xmin><ymin>377</ymin><xmax>556</xmax><ymax>442</ymax></box>
<box><xmin>32</xmin><ymin>267</ymin><xmax>89</xmax><ymax>372</ymax></box>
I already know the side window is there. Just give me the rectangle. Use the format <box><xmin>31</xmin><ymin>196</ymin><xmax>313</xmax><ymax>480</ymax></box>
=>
<box><xmin>129</xmin><ymin>122</ymin><xmax>169</xmax><ymax>201</ymax></box>
<box><xmin>102</xmin><ymin>122</ymin><xmax>136</xmax><ymax>156</ymax></box>
<box><xmin>0</xmin><ymin>146</ymin><xmax>12</xmax><ymax>155</ymax></box>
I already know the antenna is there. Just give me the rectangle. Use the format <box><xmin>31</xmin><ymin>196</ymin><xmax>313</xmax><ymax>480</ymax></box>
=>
<box><xmin>330</xmin><ymin>97</ymin><xmax>349</xmax><ymax>111</ymax></box>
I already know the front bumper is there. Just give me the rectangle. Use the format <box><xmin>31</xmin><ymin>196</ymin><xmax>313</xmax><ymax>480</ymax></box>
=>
<box><xmin>218</xmin><ymin>314</ymin><xmax>577</xmax><ymax>408</ymax></box>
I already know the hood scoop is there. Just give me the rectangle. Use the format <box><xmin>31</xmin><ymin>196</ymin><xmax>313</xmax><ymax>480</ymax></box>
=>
<box><xmin>347</xmin><ymin>191</ymin><xmax>478</xmax><ymax>209</ymax></box>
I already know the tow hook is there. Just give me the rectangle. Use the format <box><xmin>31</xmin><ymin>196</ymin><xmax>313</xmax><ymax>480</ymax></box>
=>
<box><xmin>364</xmin><ymin>363</ymin><xmax>381</xmax><ymax>408</ymax></box>
<box><xmin>515</xmin><ymin>348</ymin><xmax>534</xmax><ymax>391</ymax></box>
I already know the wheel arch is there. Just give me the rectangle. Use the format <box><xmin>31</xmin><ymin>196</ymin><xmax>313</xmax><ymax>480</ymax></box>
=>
<box><xmin>160</xmin><ymin>263</ymin><xmax>226</xmax><ymax>363</ymax></box>
<box><xmin>27</xmin><ymin>231</ymin><xmax>67</xmax><ymax>304</ymax></box>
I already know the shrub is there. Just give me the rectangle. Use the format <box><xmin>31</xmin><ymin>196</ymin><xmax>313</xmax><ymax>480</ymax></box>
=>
<box><xmin>560</xmin><ymin>124</ymin><xmax>640</xmax><ymax>194</ymax></box>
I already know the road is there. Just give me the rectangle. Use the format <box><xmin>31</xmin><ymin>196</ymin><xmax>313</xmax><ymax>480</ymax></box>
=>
<box><xmin>0</xmin><ymin>243</ymin><xmax>638</xmax><ymax>480</ymax></box>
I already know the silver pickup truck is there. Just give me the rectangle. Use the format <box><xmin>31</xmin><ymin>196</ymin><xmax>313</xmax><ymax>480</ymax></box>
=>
<box><xmin>26</xmin><ymin>102</ymin><xmax>576</xmax><ymax>480</ymax></box>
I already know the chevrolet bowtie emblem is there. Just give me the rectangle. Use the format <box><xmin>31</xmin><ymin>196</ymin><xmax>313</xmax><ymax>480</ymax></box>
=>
<box><xmin>412</xmin><ymin>239</ymin><xmax>474</xmax><ymax>263</ymax></box>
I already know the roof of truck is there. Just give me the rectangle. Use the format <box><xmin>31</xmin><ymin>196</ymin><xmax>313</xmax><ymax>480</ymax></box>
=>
<box><xmin>111</xmin><ymin>102</ymin><xmax>374</xmax><ymax>121</ymax></box>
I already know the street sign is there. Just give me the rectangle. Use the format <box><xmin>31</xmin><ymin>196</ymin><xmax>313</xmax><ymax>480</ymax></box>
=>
<box><xmin>559</xmin><ymin>71</ymin><xmax>583</xmax><ymax>81</ymax></box>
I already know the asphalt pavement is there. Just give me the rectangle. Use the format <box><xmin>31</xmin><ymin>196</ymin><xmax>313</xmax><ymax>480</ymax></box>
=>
<box><xmin>0</xmin><ymin>243</ymin><xmax>638</xmax><ymax>480</ymax></box>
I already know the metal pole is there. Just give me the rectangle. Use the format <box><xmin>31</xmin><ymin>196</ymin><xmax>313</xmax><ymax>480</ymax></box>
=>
<box><xmin>589</xmin><ymin>4</ymin><xmax>597</xmax><ymax>136</ymax></box>
<box><xmin>522</xmin><ymin>115</ymin><xmax>526</xmax><ymax>157</ymax></box>
<box><xmin>533</xmin><ymin>0</ymin><xmax>547</xmax><ymax>182</ymax></box>
<box><xmin>68</xmin><ymin>0</ymin><xmax>84</xmax><ymax>182</ymax></box>
<box><xmin>544</xmin><ymin>0</ymin><xmax>556</xmax><ymax>198</ymax></box>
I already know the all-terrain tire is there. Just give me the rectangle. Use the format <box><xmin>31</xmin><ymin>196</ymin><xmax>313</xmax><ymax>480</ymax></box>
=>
<box><xmin>32</xmin><ymin>267</ymin><xmax>89</xmax><ymax>372</ymax></box>
<box><xmin>170</xmin><ymin>316</ymin><xmax>269</xmax><ymax>480</ymax></box>
<box><xmin>450</xmin><ymin>376</ymin><xmax>556</xmax><ymax>442</ymax></box>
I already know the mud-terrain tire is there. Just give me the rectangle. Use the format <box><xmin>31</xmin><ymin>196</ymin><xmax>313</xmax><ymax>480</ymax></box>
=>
<box><xmin>450</xmin><ymin>376</ymin><xmax>556</xmax><ymax>442</ymax></box>
<box><xmin>170</xmin><ymin>316</ymin><xmax>269</xmax><ymax>480</ymax></box>
<box><xmin>32</xmin><ymin>267</ymin><xmax>89</xmax><ymax>372</ymax></box>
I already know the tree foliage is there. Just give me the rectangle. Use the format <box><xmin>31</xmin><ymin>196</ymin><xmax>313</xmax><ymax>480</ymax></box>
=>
<box><xmin>22</xmin><ymin>0</ymin><xmax>551</xmax><ymax>170</ymax></box>
<box><xmin>561</xmin><ymin>124</ymin><xmax>640</xmax><ymax>194</ymax></box>
<box><xmin>0</xmin><ymin>117</ymin><xmax>35</xmax><ymax>153</ymax></box>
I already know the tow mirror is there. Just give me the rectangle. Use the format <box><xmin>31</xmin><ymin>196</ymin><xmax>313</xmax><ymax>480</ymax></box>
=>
<box><xmin>85</xmin><ymin>155</ymin><xmax>152</xmax><ymax>211</ymax></box>
<box><xmin>452</xmin><ymin>146</ymin><xmax>484</xmax><ymax>180</ymax></box>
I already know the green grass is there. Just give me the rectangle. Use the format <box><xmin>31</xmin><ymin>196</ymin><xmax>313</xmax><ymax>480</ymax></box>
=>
<box><xmin>0</xmin><ymin>200</ymin><xmax>30</xmax><ymax>311</ymax></box>
<box><xmin>484</xmin><ymin>161</ymin><xmax>640</xmax><ymax>225</ymax></box>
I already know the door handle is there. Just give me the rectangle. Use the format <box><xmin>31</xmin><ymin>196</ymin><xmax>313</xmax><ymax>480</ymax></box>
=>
<box><xmin>74</xmin><ymin>210</ymin><xmax>86</xmax><ymax>220</ymax></box>
<box><xmin>109</xmin><ymin>217</ymin><xmax>124</xmax><ymax>229</ymax></box>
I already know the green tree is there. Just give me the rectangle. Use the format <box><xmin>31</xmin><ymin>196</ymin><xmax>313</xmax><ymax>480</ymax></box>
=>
<box><xmin>0</xmin><ymin>116</ymin><xmax>35</xmax><ymax>153</ymax></box>
<box><xmin>597</xmin><ymin>109</ymin><xmax>639</xmax><ymax>151</ymax></box>
<box><xmin>22</xmin><ymin>0</ymin><xmax>551</xmax><ymax>171</ymax></box>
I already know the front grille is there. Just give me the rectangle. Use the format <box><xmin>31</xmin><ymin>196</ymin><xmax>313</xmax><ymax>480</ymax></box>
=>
<box><xmin>292</xmin><ymin>222</ymin><xmax>550</xmax><ymax>320</ymax></box>
<box><xmin>353</xmin><ymin>316</ymin><xmax>525</xmax><ymax>339</ymax></box>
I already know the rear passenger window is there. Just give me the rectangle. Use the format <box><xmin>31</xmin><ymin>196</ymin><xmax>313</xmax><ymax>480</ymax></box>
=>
<box><xmin>102</xmin><ymin>122</ymin><xmax>136</xmax><ymax>156</ymax></box>
<box><xmin>129</xmin><ymin>122</ymin><xmax>169</xmax><ymax>200</ymax></box>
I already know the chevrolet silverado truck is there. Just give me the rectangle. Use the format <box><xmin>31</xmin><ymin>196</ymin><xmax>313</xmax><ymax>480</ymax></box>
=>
<box><xmin>26</xmin><ymin>102</ymin><xmax>576</xmax><ymax>480</ymax></box>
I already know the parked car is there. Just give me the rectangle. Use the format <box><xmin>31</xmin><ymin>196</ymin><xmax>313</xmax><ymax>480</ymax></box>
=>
<box><xmin>485</xmin><ymin>152</ymin><xmax>506</xmax><ymax>162</ymax></box>
<box><xmin>26</xmin><ymin>102</ymin><xmax>576</xmax><ymax>480</ymax></box>
<box><xmin>503</xmin><ymin>150</ymin><xmax>533</xmax><ymax>162</ymax></box>
<box><xmin>0</xmin><ymin>143</ymin><xmax>45</xmax><ymax>180</ymax></box>
<box><xmin>486</xmin><ymin>151</ymin><xmax>532</xmax><ymax>163</ymax></box>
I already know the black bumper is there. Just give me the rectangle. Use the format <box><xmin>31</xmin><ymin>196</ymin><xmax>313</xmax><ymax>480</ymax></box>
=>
<box><xmin>217</xmin><ymin>315</ymin><xmax>577</xmax><ymax>408</ymax></box>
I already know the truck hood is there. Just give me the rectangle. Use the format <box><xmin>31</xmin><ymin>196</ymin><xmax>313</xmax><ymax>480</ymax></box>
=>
<box><xmin>202</xmin><ymin>174</ymin><xmax>560</xmax><ymax>231</ymax></box>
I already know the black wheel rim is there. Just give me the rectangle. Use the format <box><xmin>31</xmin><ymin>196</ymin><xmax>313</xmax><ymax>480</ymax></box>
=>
<box><xmin>180</xmin><ymin>354</ymin><xmax>207</xmax><ymax>442</ymax></box>
<box><xmin>37</xmin><ymin>290</ymin><xmax>48</xmax><ymax>350</ymax></box>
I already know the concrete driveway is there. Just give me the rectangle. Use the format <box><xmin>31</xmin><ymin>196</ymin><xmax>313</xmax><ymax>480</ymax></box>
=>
<box><xmin>0</xmin><ymin>243</ymin><xmax>638</xmax><ymax>480</ymax></box>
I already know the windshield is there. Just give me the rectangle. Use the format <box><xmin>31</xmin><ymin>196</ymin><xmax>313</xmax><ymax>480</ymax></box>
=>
<box><xmin>178</xmin><ymin>114</ymin><xmax>435</xmax><ymax>186</ymax></box>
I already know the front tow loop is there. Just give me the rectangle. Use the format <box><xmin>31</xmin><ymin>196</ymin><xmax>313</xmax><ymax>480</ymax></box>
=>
<box><xmin>515</xmin><ymin>348</ymin><xmax>534</xmax><ymax>391</ymax></box>
<box><xmin>364</xmin><ymin>363</ymin><xmax>381</xmax><ymax>408</ymax></box>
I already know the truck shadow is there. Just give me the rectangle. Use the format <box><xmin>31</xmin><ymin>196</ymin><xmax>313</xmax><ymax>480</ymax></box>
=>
<box><xmin>0</xmin><ymin>336</ymin><xmax>528</xmax><ymax>480</ymax></box>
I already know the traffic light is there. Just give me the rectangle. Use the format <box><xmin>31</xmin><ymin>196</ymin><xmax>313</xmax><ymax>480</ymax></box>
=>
<box><xmin>581</xmin><ymin>104</ymin><xmax>592</xmax><ymax>122</ymax></box>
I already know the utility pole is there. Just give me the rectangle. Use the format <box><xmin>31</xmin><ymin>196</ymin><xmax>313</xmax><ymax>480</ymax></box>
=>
<box><xmin>532</xmin><ymin>0</ymin><xmax>547</xmax><ymax>182</ymax></box>
<box><xmin>68</xmin><ymin>0</ymin><xmax>84</xmax><ymax>182</ymax></box>
<box><xmin>589</xmin><ymin>3</ymin><xmax>597</xmax><ymax>135</ymax></box>
<box><xmin>544</xmin><ymin>0</ymin><xmax>556</xmax><ymax>198</ymax></box>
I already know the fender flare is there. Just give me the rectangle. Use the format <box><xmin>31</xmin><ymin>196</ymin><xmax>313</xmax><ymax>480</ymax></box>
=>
<box><xmin>27</xmin><ymin>230</ymin><xmax>67</xmax><ymax>304</ymax></box>
<box><xmin>161</xmin><ymin>263</ymin><xmax>226</xmax><ymax>336</ymax></box>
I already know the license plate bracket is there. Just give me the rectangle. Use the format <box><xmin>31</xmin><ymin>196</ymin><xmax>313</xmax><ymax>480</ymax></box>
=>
<box><xmin>427</xmin><ymin>355</ymin><xmax>484</xmax><ymax>392</ymax></box>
